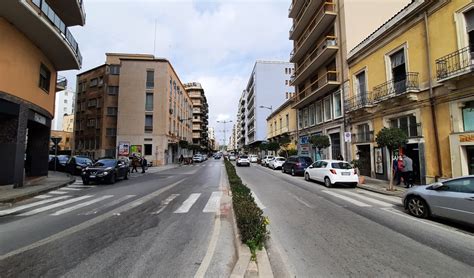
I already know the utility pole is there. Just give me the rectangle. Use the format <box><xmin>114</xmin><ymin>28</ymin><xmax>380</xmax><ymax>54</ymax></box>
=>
<box><xmin>217</xmin><ymin>120</ymin><xmax>232</xmax><ymax>150</ymax></box>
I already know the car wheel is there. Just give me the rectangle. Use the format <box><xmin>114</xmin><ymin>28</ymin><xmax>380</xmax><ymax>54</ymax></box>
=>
<box><xmin>291</xmin><ymin>168</ymin><xmax>295</xmax><ymax>176</ymax></box>
<box><xmin>124</xmin><ymin>171</ymin><xmax>129</xmax><ymax>180</ymax></box>
<box><xmin>407</xmin><ymin>196</ymin><xmax>430</xmax><ymax>218</ymax></box>
<box><xmin>304</xmin><ymin>172</ymin><xmax>310</xmax><ymax>181</ymax></box>
<box><xmin>109</xmin><ymin>174</ymin><xmax>116</xmax><ymax>184</ymax></box>
<box><xmin>82</xmin><ymin>178</ymin><xmax>89</xmax><ymax>185</ymax></box>
<box><xmin>324</xmin><ymin>177</ymin><xmax>332</xmax><ymax>188</ymax></box>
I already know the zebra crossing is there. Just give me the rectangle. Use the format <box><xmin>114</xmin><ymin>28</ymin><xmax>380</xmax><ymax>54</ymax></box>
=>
<box><xmin>321</xmin><ymin>189</ymin><xmax>401</xmax><ymax>208</ymax></box>
<box><xmin>0</xmin><ymin>190</ymin><xmax>224</xmax><ymax>217</ymax></box>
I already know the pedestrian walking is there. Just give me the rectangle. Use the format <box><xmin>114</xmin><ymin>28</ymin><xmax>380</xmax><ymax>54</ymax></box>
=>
<box><xmin>395</xmin><ymin>157</ymin><xmax>404</xmax><ymax>185</ymax></box>
<box><xmin>131</xmin><ymin>155</ymin><xmax>139</xmax><ymax>173</ymax></box>
<box><xmin>402</xmin><ymin>154</ymin><xmax>414</xmax><ymax>188</ymax></box>
<box><xmin>179</xmin><ymin>154</ymin><xmax>184</xmax><ymax>164</ymax></box>
<box><xmin>141</xmin><ymin>157</ymin><xmax>147</xmax><ymax>174</ymax></box>
<box><xmin>337</xmin><ymin>154</ymin><xmax>344</xmax><ymax>161</ymax></box>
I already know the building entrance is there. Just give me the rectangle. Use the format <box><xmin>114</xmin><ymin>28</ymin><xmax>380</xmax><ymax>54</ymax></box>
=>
<box><xmin>404</xmin><ymin>143</ymin><xmax>421</xmax><ymax>185</ymax></box>
<box><xmin>467</xmin><ymin>146</ymin><xmax>474</xmax><ymax>175</ymax></box>
<box><xmin>356</xmin><ymin>145</ymin><xmax>371</xmax><ymax>176</ymax></box>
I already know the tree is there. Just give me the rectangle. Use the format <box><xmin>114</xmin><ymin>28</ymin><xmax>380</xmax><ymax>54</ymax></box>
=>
<box><xmin>310</xmin><ymin>134</ymin><xmax>331</xmax><ymax>159</ymax></box>
<box><xmin>267</xmin><ymin>142</ymin><xmax>280</xmax><ymax>155</ymax></box>
<box><xmin>278</xmin><ymin>135</ymin><xmax>291</xmax><ymax>157</ymax></box>
<box><xmin>375</xmin><ymin>127</ymin><xmax>408</xmax><ymax>191</ymax></box>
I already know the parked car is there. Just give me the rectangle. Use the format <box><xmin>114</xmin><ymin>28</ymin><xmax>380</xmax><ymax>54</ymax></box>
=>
<box><xmin>236</xmin><ymin>155</ymin><xmax>250</xmax><ymax>167</ymax></box>
<box><xmin>81</xmin><ymin>158</ymin><xmax>129</xmax><ymax>185</ymax></box>
<box><xmin>269</xmin><ymin>157</ymin><xmax>286</xmax><ymax>170</ymax></box>
<box><xmin>282</xmin><ymin>156</ymin><xmax>313</xmax><ymax>176</ymax></box>
<box><xmin>249</xmin><ymin>155</ymin><xmax>258</xmax><ymax>163</ymax></box>
<box><xmin>193</xmin><ymin>154</ymin><xmax>204</xmax><ymax>163</ymax></box>
<box><xmin>214</xmin><ymin>154</ymin><xmax>221</xmax><ymax>159</ymax></box>
<box><xmin>229</xmin><ymin>155</ymin><xmax>236</xmax><ymax>161</ymax></box>
<box><xmin>261</xmin><ymin>155</ymin><xmax>274</xmax><ymax>166</ymax></box>
<box><xmin>48</xmin><ymin>155</ymin><xmax>70</xmax><ymax>172</ymax></box>
<box><xmin>304</xmin><ymin>160</ymin><xmax>358</xmax><ymax>188</ymax></box>
<box><xmin>66</xmin><ymin>155</ymin><xmax>93</xmax><ymax>175</ymax></box>
<box><xmin>402</xmin><ymin>176</ymin><xmax>474</xmax><ymax>225</ymax></box>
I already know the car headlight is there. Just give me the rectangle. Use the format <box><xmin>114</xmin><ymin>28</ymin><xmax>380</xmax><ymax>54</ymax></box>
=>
<box><xmin>103</xmin><ymin>171</ymin><xmax>109</xmax><ymax>175</ymax></box>
<box><xmin>76</xmin><ymin>166</ymin><xmax>82</xmax><ymax>169</ymax></box>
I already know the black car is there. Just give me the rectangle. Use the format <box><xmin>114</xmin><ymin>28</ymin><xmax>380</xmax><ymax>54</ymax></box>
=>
<box><xmin>48</xmin><ymin>155</ymin><xmax>70</xmax><ymax>172</ymax></box>
<box><xmin>81</xmin><ymin>159</ymin><xmax>129</xmax><ymax>185</ymax></box>
<box><xmin>282</xmin><ymin>156</ymin><xmax>313</xmax><ymax>176</ymax></box>
<box><xmin>66</xmin><ymin>156</ymin><xmax>93</xmax><ymax>175</ymax></box>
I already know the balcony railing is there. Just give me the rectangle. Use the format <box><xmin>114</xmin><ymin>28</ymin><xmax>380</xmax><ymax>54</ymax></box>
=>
<box><xmin>56</xmin><ymin>75</ymin><xmax>67</xmax><ymax>90</ymax></box>
<box><xmin>352</xmin><ymin>131</ymin><xmax>374</xmax><ymax>143</ymax></box>
<box><xmin>295</xmin><ymin>70</ymin><xmax>338</xmax><ymax>102</ymax></box>
<box><xmin>294</xmin><ymin>2</ymin><xmax>335</xmax><ymax>50</ymax></box>
<box><xmin>345</xmin><ymin>92</ymin><xmax>373</xmax><ymax>112</ymax></box>
<box><xmin>292</xmin><ymin>36</ymin><xmax>337</xmax><ymax>82</ymax></box>
<box><xmin>32</xmin><ymin>0</ymin><xmax>82</xmax><ymax>66</ymax></box>
<box><xmin>289</xmin><ymin>0</ymin><xmax>311</xmax><ymax>37</ymax></box>
<box><xmin>373</xmin><ymin>73</ymin><xmax>419</xmax><ymax>103</ymax></box>
<box><xmin>436</xmin><ymin>46</ymin><xmax>473</xmax><ymax>81</ymax></box>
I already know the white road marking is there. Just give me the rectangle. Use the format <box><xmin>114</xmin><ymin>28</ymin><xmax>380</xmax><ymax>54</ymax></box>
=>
<box><xmin>356</xmin><ymin>190</ymin><xmax>401</xmax><ymax>203</ymax></box>
<box><xmin>203</xmin><ymin>192</ymin><xmax>223</xmax><ymax>213</ymax></box>
<box><xmin>174</xmin><ymin>193</ymin><xmax>201</xmax><ymax>213</ymax></box>
<box><xmin>67</xmin><ymin>185</ymin><xmax>95</xmax><ymax>189</ymax></box>
<box><xmin>81</xmin><ymin>195</ymin><xmax>136</xmax><ymax>215</ymax></box>
<box><xmin>34</xmin><ymin>195</ymin><xmax>52</xmax><ymax>199</ymax></box>
<box><xmin>49</xmin><ymin>190</ymin><xmax>68</xmax><ymax>195</ymax></box>
<box><xmin>51</xmin><ymin>195</ymin><xmax>114</xmax><ymax>216</ymax></box>
<box><xmin>252</xmin><ymin>191</ymin><xmax>266</xmax><ymax>210</ymax></box>
<box><xmin>322</xmin><ymin>190</ymin><xmax>372</xmax><ymax>207</ymax></box>
<box><xmin>151</xmin><ymin>194</ymin><xmax>180</xmax><ymax>215</ymax></box>
<box><xmin>337</xmin><ymin>190</ymin><xmax>394</xmax><ymax>207</ymax></box>
<box><xmin>59</xmin><ymin>188</ymin><xmax>82</xmax><ymax>191</ymax></box>
<box><xmin>18</xmin><ymin>196</ymin><xmax>93</xmax><ymax>216</ymax></box>
<box><xmin>0</xmin><ymin>196</ymin><xmax>70</xmax><ymax>216</ymax></box>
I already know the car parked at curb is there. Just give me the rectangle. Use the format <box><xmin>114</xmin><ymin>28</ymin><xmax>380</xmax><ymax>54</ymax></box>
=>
<box><xmin>261</xmin><ymin>155</ymin><xmax>274</xmax><ymax>167</ymax></box>
<box><xmin>48</xmin><ymin>155</ymin><xmax>70</xmax><ymax>172</ymax></box>
<box><xmin>66</xmin><ymin>155</ymin><xmax>93</xmax><ymax>175</ymax></box>
<box><xmin>402</xmin><ymin>176</ymin><xmax>474</xmax><ymax>225</ymax></box>
<box><xmin>236</xmin><ymin>155</ymin><xmax>250</xmax><ymax>167</ymax></box>
<box><xmin>229</xmin><ymin>155</ymin><xmax>236</xmax><ymax>161</ymax></box>
<box><xmin>282</xmin><ymin>156</ymin><xmax>313</xmax><ymax>176</ymax></box>
<box><xmin>249</xmin><ymin>155</ymin><xmax>258</xmax><ymax>163</ymax></box>
<box><xmin>193</xmin><ymin>154</ymin><xmax>204</xmax><ymax>163</ymax></box>
<box><xmin>81</xmin><ymin>158</ymin><xmax>129</xmax><ymax>185</ymax></box>
<box><xmin>304</xmin><ymin>160</ymin><xmax>358</xmax><ymax>188</ymax></box>
<box><xmin>269</xmin><ymin>157</ymin><xmax>286</xmax><ymax>170</ymax></box>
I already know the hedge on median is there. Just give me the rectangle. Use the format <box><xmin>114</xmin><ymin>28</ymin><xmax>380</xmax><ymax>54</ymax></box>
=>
<box><xmin>224</xmin><ymin>158</ymin><xmax>269</xmax><ymax>256</ymax></box>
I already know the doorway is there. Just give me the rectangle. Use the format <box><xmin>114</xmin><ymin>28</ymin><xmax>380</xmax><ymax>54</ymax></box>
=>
<box><xmin>357</xmin><ymin>145</ymin><xmax>371</xmax><ymax>176</ymax></box>
<box><xmin>467</xmin><ymin>146</ymin><xmax>474</xmax><ymax>175</ymax></box>
<box><xmin>390</xmin><ymin>49</ymin><xmax>407</xmax><ymax>94</ymax></box>
<box><xmin>329</xmin><ymin>132</ymin><xmax>341</xmax><ymax>159</ymax></box>
<box><xmin>404</xmin><ymin>143</ymin><xmax>421</xmax><ymax>185</ymax></box>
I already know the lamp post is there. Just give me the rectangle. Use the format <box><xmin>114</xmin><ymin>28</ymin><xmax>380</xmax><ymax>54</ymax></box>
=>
<box><xmin>259</xmin><ymin>105</ymin><xmax>273</xmax><ymax>114</ymax></box>
<box><xmin>217</xmin><ymin>120</ymin><xmax>232</xmax><ymax>150</ymax></box>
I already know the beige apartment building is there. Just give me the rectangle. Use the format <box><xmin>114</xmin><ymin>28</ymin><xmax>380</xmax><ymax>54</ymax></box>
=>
<box><xmin>0</xmin><ymin>0</ymin><xmax>85</xmax><ymax>187</ymax></box>
<box><xmin>289</xmin><ymin>0</ymin><xmax>409</xmax><ymax>161</ymax></box>
<box><xmin>267</xmin><ymin>98</ymin><xmax>298</xmax><ymax>151</ymax></box>
<box><xmin>184</xmin><ymin>82</ymin><xmax>210</xmax><ymax>151</ymax></box>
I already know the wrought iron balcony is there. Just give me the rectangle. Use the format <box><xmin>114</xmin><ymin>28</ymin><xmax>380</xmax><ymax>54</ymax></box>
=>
<box><xmin>352</xmin><ymin>131</ymin><xmax>374</xmax><ymax>143</ymax></box>
<box><xmin>56</xmin><ymin>75</ymin><xmax>67</xmax><ymax>91</ymax></box>
<box><xmin>373</xmin><ymin>73</ymin><xmax>419</xmax><ymax>103</ymax></box>
<box><xmin>436</xmin><ymin>46</ymin><xmax>473</xmax><ymax>82</ymax></box>
<box><xmin>345</xmin><ymin>93</ymin><xmax>373</xmax><ymax>112</ymax></box>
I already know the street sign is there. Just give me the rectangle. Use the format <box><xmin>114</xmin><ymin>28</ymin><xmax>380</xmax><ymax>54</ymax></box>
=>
<box><xmin>51</xmin><ymin>137</ymin><xmax>62</xmax><ymax>144</ymax></box>
<box><xmin>344</xmin><ymin>132</ymin><xmax>352</xmax><ymax>143</ymax></box>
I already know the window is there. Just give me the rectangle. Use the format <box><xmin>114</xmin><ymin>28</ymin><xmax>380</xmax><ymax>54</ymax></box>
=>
<box><xmin>87</xmin><ymin>118</ymin><xmax>96</xmax><ymax>127</ymax></box>
<box><xmin>390</xmin><ymin>115</ymin><xmax>419</xmax><ymax>137</ymax></box>
<box><xmin>316</xmin><ymin>101</ymin><xmax>323</xmax><ymax>124</ymax></box>
<box><xmin>39</xmin><ymin>64</ymin><xmax>51</xmax><ymax>92</ymax></box>
<box><xmin>286</xmin><ymin>114</ymin><xmax>289</xmax><ymax>128</ymax></box>
<box><xmin>279</xmin><ymin>118</ymin><xmax>282</xmax><ymax>131</ymax></box>
<box><xmin>146</xmin><ymin>93</ymin><xmax>154</xmax><ymax>111</ymax></box>
<box><xmin>285</xmin><ymin>68</ymin><xmax>288</xmax><ymax>74</ymax></box>
<box><xmin>286</xmin><ymin>92</ymin><xmax>289</xmax><ymax>99</ymax></box>
<box><xmin>109</xmin><ymin>65</ymin><xmax>120</xmax><ymax>75</ymax></box>
<box><xmin>98</xmin><ymin>76</ymin><xmax>104</xmax><ymax>86</ymax></box>
<box><xmin>106</xmin><ymin>128</ymin><xmax>117</xmax><ymax>136</ymax></box>
<box><xmin>90</xmin><ymin>78</ymin><xmax>98</xmax><ymax>87</ymax></box>
<box><xmin>64</xmin><ymin>99</ymin><xmax>67</xmax><ymax>104</ymax></box>
<box><xmin>88</xmin><ymin>99</ymin><xmax>97</xmax><ymax>107</ymax></box>
<box><xmin>146</xmin><ymin>70</ymin><xmax>154</xmax><ymax>88</ymax></box>
<box><xmin>324</xmin><ymin>97</ymin><xmax>332</xmax><ymax>121</ymax></box>
<box><xmin>462</xmin><ymin>101</ymin><xmax>474</xmax><ymax>131</ymax></box>
<box><xmin>303</xmin><ymin>108</ymin><xmax>309</xmax><ymax>128</ymax></box>
<box><xmin>333</xmin><ymin>91</ymin><xmax>342</xmax><ymax>118</ymax></box>
<box><xmin>107</xmin><ymin>107</ymin><xmax>118</xmax><ymax>116</ymax></box>
<box><xmin>355</xmin><ymin>71</ymin><xmax>367</xmax><ymax>96</ymax></box>
<box><xmin>144</xmin><ymin>144</ymin><xmax>152</xmax><ymax>156</ymax></box>
<box><xmin>389</xmin><ymin>49</ymin><xmax>407</xmax><ymax>94</ymax></box>
<box><xmin>107</xmin><ymin>86</ymin><xmax>119</xmax><ymax>95</ymax></box>
<box><xmin>440</xmin><ymin>178</ymin><xmax>474</xmax><ymax>193</ymax></box>
<box><xmin>464</xmin><ymin>9</ymin><xmax>474</xmax><ymax>48</ymax></box>
<box><xmin>309</xmin><ymin>104</ymin><xmax>315</xmax><ymax>126</ymax></box>
<box><xmin>80</xmin><ymin>102</ymin><xmax>86</xmax><ymax>111</ymax></box>
<box><xmin>298</xmin><ymin>110</ymin><xmax>303</xmax><ymax>129</ymax></box>
<box><xmin>145</xmin><ymin>115</ymin><xmax>153</xmax><ymax>132</ymax></box>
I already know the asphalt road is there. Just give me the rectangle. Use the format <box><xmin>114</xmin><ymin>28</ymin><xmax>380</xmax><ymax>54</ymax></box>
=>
<box><xmin>0</xmin><ymin>159</ymin><xmax>235</xmax><ymax>278</ymax></box>
<box><xmin>236</xmin><ymin>163</ymin><xmax>474</xmax><ymax>277</ymax></box>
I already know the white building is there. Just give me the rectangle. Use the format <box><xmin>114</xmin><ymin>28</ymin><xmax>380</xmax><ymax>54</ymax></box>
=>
<box><xmin>52</xmin><ymin>89</ymin><xmax>75</xmax><ymax>131</ymax></box>
<box><xmin>242</xmin><ymin>61</ymin><xmax>294</xmax><ymax>148</ymax></box>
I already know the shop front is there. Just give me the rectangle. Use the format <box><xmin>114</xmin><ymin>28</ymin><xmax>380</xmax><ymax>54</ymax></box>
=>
<box><xmin>450</xmin><ymin>133</ymin><xmax>474</xmax><ymax>177</ymax></box>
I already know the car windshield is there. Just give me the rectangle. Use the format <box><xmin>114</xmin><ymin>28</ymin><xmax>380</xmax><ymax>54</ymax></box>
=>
<box><xmin>332</xmin><ymin>162</ymin><xmax>352</xmax><ymax>169</ymax></box>
<box><xmin>240</xmin><ymin>155</ymin><xmax>248</xmax><ymax>159</ymax></box>
<box><xmin>57</xmin><ymin>155</ymin><xmax>69</xmax><ymax>162</ymax></box>
<box><xmin>277</xmin><ymin>158</ymin><xmax>286</xmax><ymax>161</ymax></box>
<box><xmin>93</xmin><ymin>159</ymin><xmax>116</xmax><ymax>168</ymax></box>
<box><xmin>76</xmin><ymin>157</ymin><xmax>92</xmax><ymax>164</ymax></box>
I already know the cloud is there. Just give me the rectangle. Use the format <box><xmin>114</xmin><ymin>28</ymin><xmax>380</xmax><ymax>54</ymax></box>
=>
<box><xmin>62</xmin><ymin>0</ymin><xmax>292</xmax><ymax>144</ymax></box>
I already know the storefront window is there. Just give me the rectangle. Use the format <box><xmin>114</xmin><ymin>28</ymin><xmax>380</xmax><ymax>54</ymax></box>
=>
<box><xmin>309</xmin><ymin>104</ymin><xmax>315</xmax><ymax>126</ymax></box>
<box><xmin>316</xmin><ymin>101</ymin><xmax>323</xmax><ymax>124</ymax></box>
<box><xmin>303</xmin><ymin>108</ymin><xmax>309</xmax><ymax>128</ymax></box>
<box><xmin>324</xmin><ymin>97</ymin><xmax>332</xmax><ymax>121</ymax></box>
<box><xmin>298</xmin><ymin>110</ymin><xmax>303</xmax><ymax>129</ymax></box>
<box><xmin>333</xmin><ymin>91</ymin><xmax>342</xmax><ymax>118</ymax></box>
<box><xmin>462</xmin><ymin>101</ymin><xmax>474</xmax><ymax>131</ymax></box>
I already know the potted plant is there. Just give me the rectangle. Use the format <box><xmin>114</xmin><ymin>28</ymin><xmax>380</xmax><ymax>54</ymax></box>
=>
<box><xmin>351</xmin><ymin>159</ymin><xmax>365</xmax><ymax>184</ymax></box>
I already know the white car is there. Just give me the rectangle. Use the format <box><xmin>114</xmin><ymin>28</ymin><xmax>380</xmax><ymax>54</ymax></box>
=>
<box><xmin>262</xmin><ymin>155</ymin><xmax>274</xmax><ymax>166</ymax></box>
<box><xmin>192</xmin><ymin>154</ymin><xmax>204</xmax><ymax>163</ymax></box>
<box><xmin>249</xmin><ymin>155</ymin><xmax>258</xmax><ymax>163</ymax></box>
<box><xmin>229</xmin><ymin>155</ymin><xmax>236</xmax><ymax>161</ymax></box>
<box><xmin>236</xmin><ymin>155</ymin><xmax>250</xmax><ymax>167</ymax></box>
<box><xmin>304</xmin><ymin>160</ymin><xmax>358</xmax><ymax>188</ymax></box>
<box><xmin>269</xmin><ymin>157</ymin><xmax>286</xmax><ymax>170</ymax></box>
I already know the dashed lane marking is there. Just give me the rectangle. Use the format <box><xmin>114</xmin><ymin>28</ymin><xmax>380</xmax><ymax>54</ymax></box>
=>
<box><xmin>0</xmin><ymin>196</ymin><xmax>71</xmax><ymax>216</ymax></box>
<box><xmin>81</xmin><ymin>195</ymin><xmax>136</xmax><ymax>215</ymax></box>
<box><xmin>18</xmin><ymin>195</ymin><xmax>93</xmax><ymax>216</ymax></box>
<box><xmin>51</xmin><ymin>195</ymin><xmax>114</xmax><ymax>216</ymax></box>
<box><xmin>174</xmin><ymin>193</ymin><xmax>201</xmax><ymax>213</ymax></box>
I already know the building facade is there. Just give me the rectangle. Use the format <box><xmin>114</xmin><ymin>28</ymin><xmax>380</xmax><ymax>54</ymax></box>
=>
<box><xmin>346</xmin><ymin>0</ymin><xmax>474</xmax><ymax>184</ymax></box>
<box><xmin>53</xmin><ymin>88</ymin><xmax>75</xmax><ymax>130</ymax></box>
<box><xmin>243</xmin><ymin>61</ymin><xmax>295</xmax><ymax>148</ymax></box>
<box><xmin>0</xmin><ymin>0</ymin><xmax>85</xmax><ymax>187</ymax></box>
<box><xmin>266</xmin><ymin>98</ymin><xmax>298</xmax><ymax>153</ymax></box>
<box><xmin>237</xmin><ymin>90</ymin><xmax>247</xmax><ymax>149</ymax></box>
<box><xmin>184</xmin><ymin>82</ymin><xmax>209</xmax><ymax>151</ymax></box>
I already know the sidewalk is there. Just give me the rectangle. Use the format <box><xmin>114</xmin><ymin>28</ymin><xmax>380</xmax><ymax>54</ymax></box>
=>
<box><xmin>0</xmin><ymin>171</ymin><xmax>75</xmax><ymax>204</ymax></box>
<box><xmin>357</xmin><ymin>176</ymin><xmax>408</xmax><ymax>197</ymax></box>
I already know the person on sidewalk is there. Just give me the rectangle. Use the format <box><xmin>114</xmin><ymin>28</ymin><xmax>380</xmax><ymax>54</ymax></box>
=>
<box><xmin>395</xmin><ymin>157</ymin><xmax>404</xmax><ymax>185</ymax></box>
<box><xmin>141</xmin><ymin>157</ymin><xmax>147</xmax><ymax>174</ymax></box>
<box><xmin>402</xmin><ymin>154</ymin><xmax>414</xmax><ymax>188</ymax></box>
<box><xmin>131</xmin><ymin>155</ymin><xmax>139</xmax><ymax>173</ymax></box>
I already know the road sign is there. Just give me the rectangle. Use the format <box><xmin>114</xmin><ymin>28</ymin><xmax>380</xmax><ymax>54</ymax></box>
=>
<box><xmin>344</xmin><ymin>132</ymin><xmax>352</xmax><ymax>143</ymax></box>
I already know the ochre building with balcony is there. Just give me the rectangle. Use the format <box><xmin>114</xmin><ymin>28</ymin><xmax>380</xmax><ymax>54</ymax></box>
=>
<box><xmin>346</xmin><ymin>0</ymin><xmax>474</xmax><ymax>183</ymax></box>
<box><xmin>0</xmin><ymin>0</ymin><xmax>85</xmax><ymax>187</ymax></box>
<box><xmin>266</xmin><ymin>98</ymin><xmax>298</xmax><ymax>152</ymax></box>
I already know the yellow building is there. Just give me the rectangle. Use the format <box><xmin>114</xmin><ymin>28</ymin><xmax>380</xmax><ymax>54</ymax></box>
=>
<box><xmin>267</xmin><ymin>98</ymin><xmax>298</xmax><ymax>153</ymax></box>
<box><xmin>346</xmin><ymin>0</ymin><xmax>474</xmax><ymax>183</ymax></box>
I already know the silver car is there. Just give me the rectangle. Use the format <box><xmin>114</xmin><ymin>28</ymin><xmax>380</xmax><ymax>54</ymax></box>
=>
<box><xmin>402</xmin><ymin>176</ymin><xmax>474</xmax><ymax>225</ymax></box>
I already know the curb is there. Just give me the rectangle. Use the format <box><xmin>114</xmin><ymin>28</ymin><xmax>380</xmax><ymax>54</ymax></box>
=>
<box><xmin>356</xmin><ymin>184</ymin><xmax>404</xmax><ymax>197</ymax></box>
<box><xmin>0</xmin><ymin>176</ymin><xmax>76</xmax><ymax>204</ymax></box>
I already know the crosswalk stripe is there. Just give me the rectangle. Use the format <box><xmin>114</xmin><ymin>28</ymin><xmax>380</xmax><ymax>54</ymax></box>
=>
<box><xmin>322</xmin><ymin>190</ymin><xmax>372</xmax><ymax>207</ymax></box>
<box><xmin>203</xmin><ymin>192</ymin><xmax>223</xmax><ymax>213</ymax></box>
<box><xmin>174</xmin><ymin>193</ymin><xmax>201</xmax><ymax>213</ymax></box>
<box><xmin>251</xmin><ymin>191</ymin><xmax>266</xmax><ymax>210</ymax></box>
<box><xmin>0</xmin><ymin>196</ymin><xmax>71</xmax><ymax>216</ymax></box>
<box><xmin>49</xmin><ymin>190</ymin><xmax>68</xmax><ymax>195</ymax></box>
<box><xmin>34</xmin><ymin>195</ymin><xmax>52</xmax><ymax>199</ymax></box>
<box><xmin>67</xmin><ymin>185</ymin><xmax>95</xmax><ymax>189</ymax></box>
<box><xmin>357</xmin><ymin>190</ymin><xmax>401</xmax><ymax>203</ymax></box>
<box><xmin>59</xmin><ymin>188</ymin><xmax>82</xmax><ymax>191</ymax></box>
<box><xmin>81</xmin><ymin>195</ymin><xmax>136</xmax><ymax>215</ymax></box>
<box><xmin>152</xmin><ymin>194</ymin><xmax>180</xmax><ymax>215</ymax></box>
<box><xmin>336</xmin><ymin>190</ymin><xmax>393</xmax><ymax>207</ymax></box>
<box><xmin>18</xmin><ymin>195</ymin><xmax>93</xmax><ymax>216</ymax></box>
<box><xmin>51</xmin><ymin>195</ymin><xmax>114</xmax><ymax>216</ymax></box>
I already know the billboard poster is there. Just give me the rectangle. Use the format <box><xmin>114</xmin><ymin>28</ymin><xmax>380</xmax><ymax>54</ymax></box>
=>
<box><xmin>118</xmin><ymin>141</ymin><xmax>130</xmax><ymax>156</ymax></box>
<box><xmin>130</xmin><ymin>145</ymin><xmax>142</xmax><ymax>156</ymax></box>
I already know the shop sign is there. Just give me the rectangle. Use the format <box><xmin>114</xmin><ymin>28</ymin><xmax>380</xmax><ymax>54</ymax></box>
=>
<box><xmin>118</xmin><ymin>141</ymin><xmax>130</xmax><ymax>156</ymax></box>
<box><xmin>130</xmin><ymin>145</ymin><xmax>142</xmax><ymax>156</ymax></box>
<box><xmin>300</xmin><ymin>144</ymin><xmax>310</xmax><ymax>155</ymax></box>
<box><xmin>34</xmin><ymin>112</ymin><xmax>46</xmax><ymax>125</ymax></box>
<box><xmin>299</xmin><ymin>136</ymin><xmax>309</xmax><ymax>144</ymax></box>
<box><xmin>459</xmin><ymin>134</ymin><xmax>474</xmax><ymax>143</ymax></box>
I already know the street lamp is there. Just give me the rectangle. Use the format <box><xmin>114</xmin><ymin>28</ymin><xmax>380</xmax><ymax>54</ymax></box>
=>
<box><xmin>259</xmin><ymin>105</ymin><xmax>273</xmax><ymax>113</ymax></box>
<box><xmin>217</xmin><ymin>120</ymin><xmax>232</xmax><ymax>149</ymax></box>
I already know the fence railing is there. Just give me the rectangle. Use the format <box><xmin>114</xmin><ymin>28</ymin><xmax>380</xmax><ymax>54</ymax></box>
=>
<box><xmin>373</xmin><ymin>72</ymin><xmax>419</xmax><ymax>102</ymax></box>
<box><xmin>345</xmin><ymin>92</ymin><xmax>373</xmax><ymax>112</ymax></box>
<box><xmin>436</xmin><ymin>46</ymin><xmax>473</xmax><ymax>81</ymax></box>
<box><xmin>292</xmin><ymin>36</ymin><xmax>337</xmax><ymax>82</ymax></box>
<box><xmin>295</xmin><ymin>70</ymin><xmax>339</xmax><ymax>102</ymax></box>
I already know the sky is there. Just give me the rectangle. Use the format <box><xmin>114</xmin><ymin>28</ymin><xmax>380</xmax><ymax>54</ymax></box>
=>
<box><xmin>62</xmin><ymin>0</ymin><xmax>293</xmax><ymax>145</ymax></box>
